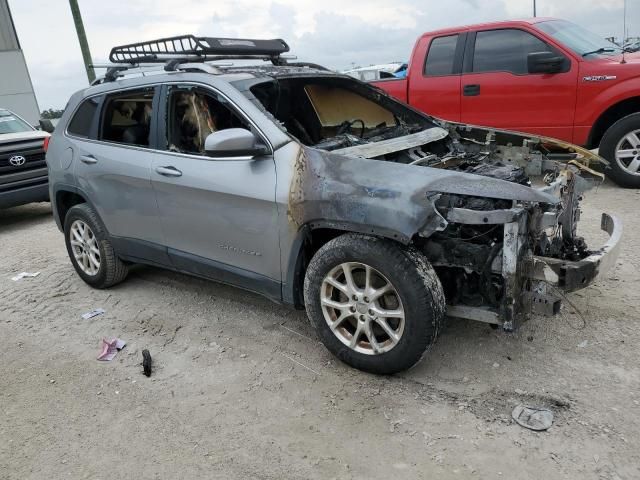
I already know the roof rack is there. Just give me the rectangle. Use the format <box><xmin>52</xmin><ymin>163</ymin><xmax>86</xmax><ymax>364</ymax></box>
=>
<box><xmin>109</xmin><ymin>35</ymin><xmax>290</xmax><ymax>64</ymax></box>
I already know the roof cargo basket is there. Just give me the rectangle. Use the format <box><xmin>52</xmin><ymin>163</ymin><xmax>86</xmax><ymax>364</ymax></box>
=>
<box><xmin>109</xmin><ymin>35</ymin><xmax>290</xmax><ymax>64</ymax></box>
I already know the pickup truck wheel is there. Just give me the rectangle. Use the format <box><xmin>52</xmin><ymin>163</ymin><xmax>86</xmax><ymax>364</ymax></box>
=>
<box><xmin>64</xmin><ymin>204</ymin><xmax>128</xmax><ymax>289</ymax></box>
<box><xmin>600</xmin><ymin>113</ymin><xmax>640</xmax><ymax>188</ymax></box>
<box><xmin>303</xmin><ymin>234</ymin><xmax>446</xmax><ymax>374</ymax></box>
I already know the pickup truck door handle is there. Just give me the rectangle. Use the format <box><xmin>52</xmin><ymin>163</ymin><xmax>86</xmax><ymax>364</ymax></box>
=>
<box><xmin>80</xmin><ymin>154</ymin><xmax>98</xmax><ymax>164</ymax></box>
<box><xmin>155</xmin><ymin>166</ymin><xmax>183</xmax><ymax>177</ymax></box>
<box><xmin>463</xmin><ymin>84</ymin><xmax>481</xmax><ymax>96</ymax></box>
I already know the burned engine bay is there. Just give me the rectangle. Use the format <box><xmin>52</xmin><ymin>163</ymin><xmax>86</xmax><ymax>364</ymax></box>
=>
<box><xmin>246</xmin><ymin>73</ymin><xmax>608</xmax><ymax>325</ymax></box>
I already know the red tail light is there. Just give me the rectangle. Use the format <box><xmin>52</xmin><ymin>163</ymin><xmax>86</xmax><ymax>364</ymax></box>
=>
<box><xmin>43</xmin><ymin>136</ymin><xmax>50</xmax><ymax>153</ymax></box>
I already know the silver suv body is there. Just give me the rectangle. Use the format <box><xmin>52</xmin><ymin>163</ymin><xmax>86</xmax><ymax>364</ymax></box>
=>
<box><xmin>47</xmin><ymin>37</ymin><xmax>621</xmax><ymax>373</ymax></box>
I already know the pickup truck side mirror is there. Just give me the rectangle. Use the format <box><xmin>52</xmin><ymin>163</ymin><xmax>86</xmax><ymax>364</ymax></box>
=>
<box><xmin>527</xmin><ymin>51</ymin><xmax>567</xmax><ymax>74</ymax></box>
<box><xmin>204</xmin><ymin>128</ymin><xmax>268</xmax><ymax>159</ymax></box>
<box><xmin>38</xmin><ymin>119</ymin><xmax>55</xmax><ymax>133</ymax></box>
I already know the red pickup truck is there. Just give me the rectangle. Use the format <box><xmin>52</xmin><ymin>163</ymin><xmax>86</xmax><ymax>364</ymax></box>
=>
<box><xmin>372</xmin><ymin>18</ymin><xmax>640</xmax><ymax>187</ymax></box>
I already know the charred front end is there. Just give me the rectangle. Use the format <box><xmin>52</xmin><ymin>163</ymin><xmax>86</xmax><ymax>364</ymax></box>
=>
<box><xmin>239</xmin><ymin>72</ymin><xmax>622</xmax><ymax>330</ymax></box>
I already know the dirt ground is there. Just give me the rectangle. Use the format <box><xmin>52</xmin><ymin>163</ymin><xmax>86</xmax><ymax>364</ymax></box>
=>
<box><xmin>1</xmin><ymin>182</ymin><xmax>639</xmax><ymax>480</ymax></box>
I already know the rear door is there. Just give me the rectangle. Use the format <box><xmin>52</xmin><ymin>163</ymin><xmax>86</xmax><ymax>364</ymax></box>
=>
<box><xmin>460</xmin><ymin>28</ymin><xmax>577</xmax><ymax>141</ymax></box>
<box><xmin>407</xmin><ymin>33</ymin><xmax>465</xmax><ymax>121</ymax></box>
<box><xmin>150</xmin><ymin>83</ymin><xmax>280</xmax><ymax>295</ymax></box>
<box><xmin>70</xmin><ymin>87</ymin><xmax>167</xmax><ymax>261</ymax></box>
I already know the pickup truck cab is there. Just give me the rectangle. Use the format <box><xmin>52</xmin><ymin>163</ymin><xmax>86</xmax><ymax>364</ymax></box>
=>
<box><xmin>372</xmin><ymin>18</ymin><xmax>640</xmax><ymax>187</ymax></box>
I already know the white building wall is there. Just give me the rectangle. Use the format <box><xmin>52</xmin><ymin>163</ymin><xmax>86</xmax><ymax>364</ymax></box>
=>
<box><xmin>0</xmin><ymin>0</ymin><xmax>40</xmax><ymax>125</ymax></box>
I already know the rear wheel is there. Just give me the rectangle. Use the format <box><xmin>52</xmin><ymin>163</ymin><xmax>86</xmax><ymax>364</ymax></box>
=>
<box><xmin>599</xmin><ymin>113</ymin><xmax>640</xmax><ymax>188</ymax></box>
<box><xmin>304</xmin><ymin>234</ymin><xmax>445</xmax><ymax>374</ymax></box>
<box><xmin>64</xmin><ymin>203</ymin><xmax>128</xmax><ymax>288</ymax></box>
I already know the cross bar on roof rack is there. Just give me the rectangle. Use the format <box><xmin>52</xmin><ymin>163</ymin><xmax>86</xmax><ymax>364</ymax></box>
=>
<box><xmin>109</xmin><ymin>35</ymin><xmax>290</xmax><ymax>64</ymax></box>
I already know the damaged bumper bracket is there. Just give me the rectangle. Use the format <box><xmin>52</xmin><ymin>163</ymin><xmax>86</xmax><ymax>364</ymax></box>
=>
<box><xmin>530</xmin><ymin>213</ymin><xmax>622</xmax><ymax>292</ymax></box>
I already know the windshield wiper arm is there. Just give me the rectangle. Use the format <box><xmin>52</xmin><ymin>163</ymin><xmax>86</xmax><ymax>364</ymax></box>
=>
<box><xmin>582</xmin><ymin>47</ymin><xmax>617</xmax><ymax>57</ymax></box>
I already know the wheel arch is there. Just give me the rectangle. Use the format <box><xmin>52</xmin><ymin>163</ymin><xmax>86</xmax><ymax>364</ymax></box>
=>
<box><xmin>588</xmin><ymin>96</ymin><xmax>640</xmax><ymax>149</ymax></box>
<box><xmin>54</xmin><ymin>188</ymin><xmax>88</xmax><ymax>230</ymax></box>
<box><xmin>283</xmin><ymin>222</ymin><xmax>411</xmax><ymax>308</ymax></box>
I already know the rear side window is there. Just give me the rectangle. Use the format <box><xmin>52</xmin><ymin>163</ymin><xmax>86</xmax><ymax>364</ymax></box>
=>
<box><xmin>472</xmin><ymin>29</ymin><xmax>552</xmax><ymax>74</ymax></box>
<box><xmin>67</xmin><ymin>97</ymin><xmax>99</xmax><ymax>138</ymax></box>
<box><xmin>424</xmin><ymin>35</ymin><xmax>458</xmax><ymax>76</ymax></box>
<box><xmin>99</xmin><ymin>88</ymin><xmax>155</xmax><ymax>147</ymax></box>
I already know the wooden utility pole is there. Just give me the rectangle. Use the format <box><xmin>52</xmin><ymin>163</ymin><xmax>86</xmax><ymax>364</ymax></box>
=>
<box><xmin>68</xmin><ymin>0</ymin><xmax>95</xmax><ymax>83</ymax></box>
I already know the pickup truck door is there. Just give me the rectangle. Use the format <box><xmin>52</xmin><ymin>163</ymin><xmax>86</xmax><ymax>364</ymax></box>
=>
<box><xmin>407</xmin><ymin>33</ymin><xmax>465</xmax><ymax>122</ymax></box>
<box><xmin>150</xmin><ymin>84</ymin><xmax>281</xmax><ymax>298</ymax></box>
<box><xmin>459</xmin><ymin>28</ymin><xmax>577</xmax><ymax>141</ymax></box>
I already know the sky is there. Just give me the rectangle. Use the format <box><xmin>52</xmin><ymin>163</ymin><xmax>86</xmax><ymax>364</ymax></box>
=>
<box><xmin>8</xmin><ymin>0</ymin><xmax>638</xmax><ymax>109</ymax></box>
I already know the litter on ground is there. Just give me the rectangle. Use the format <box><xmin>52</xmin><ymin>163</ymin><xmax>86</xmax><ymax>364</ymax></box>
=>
<box><xmin>11</xmin><ymin>271</ymin><xmax>40</xmax><ymax>281</ymax></box>
<box><xmin>82</xmin><ymin>308</ymin><xmax>105</xmax><ymax>320</ymax></box>
<box><xmin>512</xmin><ymin>405</ymin><xmax>554</xmax><ymax>431</ymax></box>
<box><xmin>97</xmin><ymin>338</ymin><xmax>126</xmax><ymax>361</ymax></box>
<box><xmin>142</xmin><ymin>349</ymin><xmax>152</xmax><ymax>377</ymax></box>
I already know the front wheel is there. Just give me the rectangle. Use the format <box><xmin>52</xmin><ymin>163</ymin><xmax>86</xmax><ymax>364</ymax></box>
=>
<box><xmin>303</xmin><ymin>234</ymin><xmax>446</xmax><ymax>374</ymax></box>
<box><xmin>599</xmin><ymin>113</ymin><xmax>640</xmax><ymax>188</ymax></box>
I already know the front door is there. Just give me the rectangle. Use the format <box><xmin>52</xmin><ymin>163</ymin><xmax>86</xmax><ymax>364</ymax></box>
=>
<box><xmin>460</xmin><ymin>28</ymin><xmax>578</xmax><ymax>141</ymax></box>
<box><xmin>150</xmin><ymin>83</ymin><xmax>280</xmax><ymax>295</ymax></box>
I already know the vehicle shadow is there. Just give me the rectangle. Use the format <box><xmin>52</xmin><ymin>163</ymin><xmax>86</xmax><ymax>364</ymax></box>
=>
<box><xmin>0</xmin><ymin>202</ymin><xmax>52</xmax><ymax>234</ymax></box>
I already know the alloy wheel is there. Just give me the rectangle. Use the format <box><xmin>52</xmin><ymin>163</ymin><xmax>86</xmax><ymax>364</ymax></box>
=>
<box><xmin>320</xmin><ymin>262</ymin><xmax>405</xmax><ymax>355</ymax></box>
<box><xmin>69</xmin><ymin>219</ymin><xmax>101</xmax><ymax>276</ymax></box>
<box><xmin>614</xmin><ymin>129</ymin><xmax>640</xmax><ymax>176</ymax></box>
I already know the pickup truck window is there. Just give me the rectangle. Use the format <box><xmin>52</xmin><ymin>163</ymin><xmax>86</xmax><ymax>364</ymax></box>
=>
<box><xmin>0</xmin><ymin>110</ymin><xmax>33</xmax><ymax>134</ymax></box>
<box><xmin>536</xmin><ymin>19</ymin><xmax>622</xmax><ymax>57</ymax></box>
<box><xmin>424</xmin><ymin>35</ymin><xmax>458</xmax><ymax>76</ymax></box>
<box><xmin>472</xmin><ymin>29</ymin><xmax>551</xmax><ymax>75</ymax></box>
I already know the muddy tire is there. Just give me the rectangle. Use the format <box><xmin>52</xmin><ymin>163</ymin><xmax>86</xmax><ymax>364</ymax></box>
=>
<box><xmin>64</xmin><ymin>203</ymin><xmax>128</xmax><ymax>289</ymax></box>
<box><xmin>303</xmin><ymin>234</ymin><xmax>446</xmax><ymax>374</ymax></box>
<box><xmin>599</xmin><ymin>113</ymin><xmax>640</xmax><ymax>188</ymax></box>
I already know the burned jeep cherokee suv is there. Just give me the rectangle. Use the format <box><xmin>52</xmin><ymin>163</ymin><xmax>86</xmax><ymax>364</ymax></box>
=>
<box><xmin>47</xmin><ymin>36</ymin><xmax>622</xmax><ymax>374</ymax></box>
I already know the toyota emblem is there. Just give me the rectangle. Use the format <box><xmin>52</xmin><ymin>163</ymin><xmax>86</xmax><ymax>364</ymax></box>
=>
<box><xmin>9</xmin><ymin>155</ymin><xmax>26</xmax><ymax>166</ymax></box>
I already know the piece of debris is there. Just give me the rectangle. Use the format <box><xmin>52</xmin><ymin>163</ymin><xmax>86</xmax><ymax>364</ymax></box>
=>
<box><xmin>142</xmin><ymin>349</ymin><xmax>152</xmax><ymax>377</ymax></box>
<box><xmin>492</xmin><ymin>362</ymin><xmax>500</xmax><ymax>368</ymax></box>
<box><xmin>512</xmin><ymin>405</ymin><xmax>554</xmax><ymax>431</ymax></box>
<box><xmin>97</xmin><ymin>338</ymin><xmax>126</xmax><ymax>361</ymax></box>
<box><xmin>82</xmin><ymin>308</ymin><xmax>105</xmax><ymax>320</ymax></box>
<box><xmin>578</xmin><ymin>340</ymin><xmax>588</xmax><ymax>348</ymax></box>
<box><xmin>11</xmin><ymin>271</ymin><xmax>40</xmax><ymax>281</ymax></box>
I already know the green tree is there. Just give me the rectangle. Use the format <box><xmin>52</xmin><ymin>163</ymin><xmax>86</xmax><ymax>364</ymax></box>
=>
<box><xmin>41</xmin><ymin>109</ymin><xmax>65</xmax><ymax>119</ymax></box>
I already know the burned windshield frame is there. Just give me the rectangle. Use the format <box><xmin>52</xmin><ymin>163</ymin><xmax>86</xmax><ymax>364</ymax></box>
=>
<box><xmin>235</xmin><ymin>75</ymin><xmax>437</xmax><ymax>147</ymax></box>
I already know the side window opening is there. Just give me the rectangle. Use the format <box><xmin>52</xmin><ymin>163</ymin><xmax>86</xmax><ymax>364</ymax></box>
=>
<box><xmin>165</xmin><ymin>86</ymin><xmax>251</xmax><ymax>155</ymax></box>
<box><xmin>67</xmin><ymin>97</ymin><xmax>100</xmax><ymax>138</ymax></box>
<box><xmin>472</xmin><ymin>29</ymin><xmax>553</xmax><ymax>75</ymax></box>
<box><xmin>99</xmin><ymin>88</ymin><xmax>154</xmax><ymax>147</ymax></box>
<box><xmin>424</xmin><ymin>34</ymin><xmax>459</xmax><ymax>76</ymax></box>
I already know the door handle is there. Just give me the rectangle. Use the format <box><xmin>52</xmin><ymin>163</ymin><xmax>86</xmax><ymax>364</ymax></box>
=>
<box><xmin>155</xmin><ymin>166</ymin><xmax>183</xmax><ymax>177</ymax></box>
<box><xmin>463</xmin><ymin>84</ymin><xmax>481</xmax><ymax>96</ymax></box>
<box><xmin>80</xmin><ymin>154</ymin><xmax>98</xmax><ymax>164</ymax></box>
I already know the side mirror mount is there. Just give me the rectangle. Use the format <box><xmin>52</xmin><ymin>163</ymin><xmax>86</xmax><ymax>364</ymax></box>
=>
<box><xmin>39</xmin><ymin>119</ymin><xmax>55</xmax><ymax>133</ymax></box>
<box><xmin>204</xmin><ymin>128</ymin><xmax>268</xmax><ymax>158</ymax></box>
<box><xmin>527</xmin><ymin>51</ymin><xmax>566</xmax><ymax>74</ymax></box>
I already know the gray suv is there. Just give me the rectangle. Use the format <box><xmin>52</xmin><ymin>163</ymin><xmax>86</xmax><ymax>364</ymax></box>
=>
<box><xmin>47</xmin><ymin>36</ymin><xmax>621</xmax><ymax>374</ymax></box>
